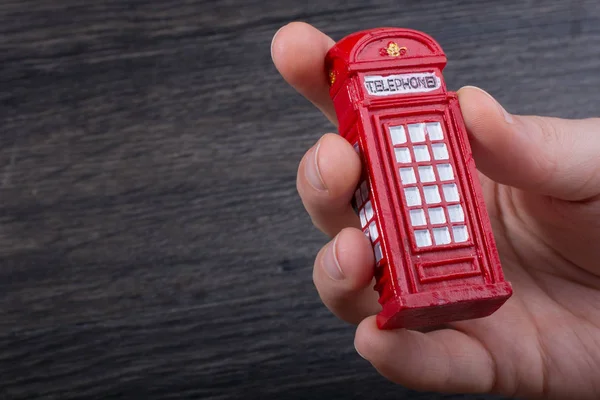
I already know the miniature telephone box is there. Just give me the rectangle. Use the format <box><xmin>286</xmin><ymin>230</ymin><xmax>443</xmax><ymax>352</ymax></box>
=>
<box><xmin>325</xmin><ymin>28</ymin><xmax>512</xmax><ymax>330</ymax></box>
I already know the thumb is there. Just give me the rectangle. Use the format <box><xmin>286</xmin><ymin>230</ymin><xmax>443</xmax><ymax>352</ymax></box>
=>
<box><xmin>458</xmin><ymin>86</ymin><xmax>600</xmax><ymax>201</ymax></box>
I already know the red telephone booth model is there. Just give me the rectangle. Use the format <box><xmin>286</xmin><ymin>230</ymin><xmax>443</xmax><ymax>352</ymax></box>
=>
<box><xmin>326</xmin><ymin>28</ymin><xmax>512</xmax><ymax>330</ymax></box>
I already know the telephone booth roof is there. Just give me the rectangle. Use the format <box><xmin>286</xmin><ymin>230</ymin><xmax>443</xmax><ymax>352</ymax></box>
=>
<box><xmin>326</xmin><ymin>28</ymin><xmax>448</xmax><ymax>95</ymax></box>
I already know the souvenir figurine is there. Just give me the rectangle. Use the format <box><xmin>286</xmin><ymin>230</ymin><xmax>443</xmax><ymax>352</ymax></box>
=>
<box><xmin>325</xmin><ymin>28</ymin><xmax>512</xmax><ymax>330</ymax></box>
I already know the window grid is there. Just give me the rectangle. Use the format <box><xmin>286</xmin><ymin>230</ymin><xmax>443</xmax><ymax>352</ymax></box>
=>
<box><xmin>352</xmin><ymin>178</ymin><xmax>384</xmax><ymax>265</ymax></box>
<box><xmin>388</xmin><ymin>122</ymin><xmax>470</xmax><ymax>248</ymax></box>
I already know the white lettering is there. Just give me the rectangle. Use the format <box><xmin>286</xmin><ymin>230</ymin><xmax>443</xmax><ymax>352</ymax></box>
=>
<box><xmin>364</xmin><ymin>72</ymin><xmax>441</xmax><ymax>96</ymax></box>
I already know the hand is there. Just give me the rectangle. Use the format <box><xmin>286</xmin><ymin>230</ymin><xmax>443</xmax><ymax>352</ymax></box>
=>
<box><xmin>272</xmin><ymin>22</ymin><xmax>600</xmax><ymax>400</ymax></box>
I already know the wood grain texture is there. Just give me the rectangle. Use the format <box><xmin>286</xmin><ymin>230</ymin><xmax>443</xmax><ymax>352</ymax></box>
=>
<box><xmin>0</xmin><ymin>0</ymin><xmax>599</xmax><ymax>398</ymax></box>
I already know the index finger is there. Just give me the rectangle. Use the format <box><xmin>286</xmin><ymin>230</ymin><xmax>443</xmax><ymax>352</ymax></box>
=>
<box><xmin>271</xmin><ymin>22</ymin><xmax>338</xmax><ymax>126</ymax></box>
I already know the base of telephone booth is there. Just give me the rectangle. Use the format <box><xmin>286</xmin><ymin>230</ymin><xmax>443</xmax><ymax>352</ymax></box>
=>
<box><xmin>376</xmin><ymin>282</ymin><xmax>513</xmax><ymax>330</ymax></box>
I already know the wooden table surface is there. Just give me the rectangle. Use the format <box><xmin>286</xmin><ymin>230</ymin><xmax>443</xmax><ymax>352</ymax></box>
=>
<box><xmin>1</xmin><ymin>0</ymin><xmax>599</xmax><ymax>398</ymax></box>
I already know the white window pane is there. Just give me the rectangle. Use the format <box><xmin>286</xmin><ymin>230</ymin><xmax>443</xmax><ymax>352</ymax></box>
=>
<box><xmin>453</xmin><ymin>225</ymin><xmax>469</xmax><ymax>243</ymax></box>
<box><xmin>369</xmin><ymin>221</ymin><xmax>379</xmax><ymax>241</ymax></box>
<box><xmin>364</xmin><ymin>229</ymin><xmax>370</xmax><ymax>239</ymax></box>
<box><xmin>415</xmin><ymin>230</ymin><xmax>432</xmax><ymax>247</ymax></box>
<box><xmin>409</xmin><ymin>209</ymin><xmax>427</xmax><ymax>226</ymax></box>
<box><xmin>433</xmin><ymin>227</ymin><xmax>451</xmax><ymax>245</ymax></box>
<box><xmin>448</xmin><ymin>204</ymin><xmax>464</xmax><ymax>222</ymax></box>
<box><xmin>418</xmin><ymin>166</ymin><xmax>436</xmax><ymax>182</ymax></box>
<box><xmin>399</xmin><ymin>167</ymin><xmax>416</xmax><ymax>185</ymax></box>
<box><xmin>353</xmin><ymin>143</ymin><xmax>360</xmax><ymax>153</ymax></box>
<box><xmin>364</xmin><ymin>201</ymin><xmax>374</xmax><ymax>221</ymax></box>
<box><xmin>374</xmin><ymin>242</ymin><xmax>383</xmax><ymax>263</ymax></box>
<box><xmin>413</xmin><ymin>145</ymin><xmax>431</xmax><ymax>162</ymax></box>
<box><xmin>404</xmin><ymin>187</ymin><xmax>422</xmax><ymax>206</ymax></box>
<box><xmin>359</xmin><ymin>209</ymin><xmax>367</xmax><ymax>228</ymax></box>
<box><xmin>355</xmin><ymin>188</ymin><xmax>363</xmax><ymax>208</ymax></box>
<box><xmin>360</xmin><ymin>181</ymin><xmax>368</xmax><ymax>201</ymax></box>
<box><xmin>432</xmin><ymin>143</ymin><xmax>449</xmax><ymax>160</ymax></box>
<box><xmin>442</xmin><ymin>183</ymin><xmax>460</xmax><ymax>202</ymax></box>
<box><xmin>395</xmin><ymin>147</ymin><xmax>412</xmax><ymax>163</ymax></box>
<box><xmin>428</xmin><ymin>207</ymin><xmax>446</xmax><ymax>224</ymax></box>
<box><xmin>427</xmin><ymin>122</ymin><xmax>444</xmax><ymax>140</ymax></box>
<box><xmin>423</xmin><ymin>185</ymin><xmax>441</xmax><ymax>204</ymax></box>
<box><xmin>408</xmin><ymin>123</ymin><xmax>426</xmax><ymax>143</ymax></box>
<box><xmin>390</xmin><ymin>125</ymin><xmax>407</xmax><ymax>144</ymax></box>
<box><xmin>437</xmin><ymin>163</ymin><xmax>454</xmax><ymax>181</ymax></box>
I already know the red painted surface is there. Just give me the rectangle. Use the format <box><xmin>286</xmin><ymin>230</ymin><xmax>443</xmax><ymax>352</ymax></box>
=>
<box><xmin>325</xmin><ymin>28</ymin><xmax>512</xmax><ymax>330</ymax></box>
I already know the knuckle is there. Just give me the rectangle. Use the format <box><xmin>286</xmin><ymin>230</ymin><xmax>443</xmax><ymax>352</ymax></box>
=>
<box><xmin>530</xmin><ymin>116</ymin><xmax>563</xmax><ymax>186</ymax></box>
<box><xmin>532</xmin><ymin>116</ymin><xmax>559</xmax><ymax>142</ymax></box>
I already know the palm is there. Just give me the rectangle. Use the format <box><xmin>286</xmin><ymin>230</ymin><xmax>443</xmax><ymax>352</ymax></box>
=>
<box><xmin>451</xmin><ymin>172</ymin><xmax>600</xmax><ymax>398</ymax></box>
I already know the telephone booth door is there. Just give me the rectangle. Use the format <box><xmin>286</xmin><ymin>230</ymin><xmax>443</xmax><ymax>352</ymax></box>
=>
<box><xmin>375</xmin><ymin>108</ymin><xmax>489</xmax><ymax>292</ymax></box>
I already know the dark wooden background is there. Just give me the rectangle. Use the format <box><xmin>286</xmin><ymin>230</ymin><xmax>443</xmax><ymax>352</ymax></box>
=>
<box><xmin>1</xmin><ymin>0</ymin><xmax>599</xmax><ymax>399</ymax></box>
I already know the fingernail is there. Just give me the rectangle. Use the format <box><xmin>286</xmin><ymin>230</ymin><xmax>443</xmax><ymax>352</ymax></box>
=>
<box><xmin>322</xmin><ymin>235</ymin><xmax>344</xmax><ymax>280</ymax></box>
<box><xmin>270</xmin><ymin>25</ymin><xmax>286</xmax><ymax>61</ymax></box>
<box><xmin>500</xmin><ymin>104</ymin><xmax>514</xmax><ymax>124</ymax></box>
<box><xmin>305</xmin><ymin>141</ymin><xmax>327</xmax><ymax>191</ymax></box>
<box><xmin>462</xmin><ymin>85</ymin><xmax>514</xmax><ymax>124</ymax></box>
<box><xmin>355</xmin><ymin>343</ymin><xmax>367</xmax><ymax>360</ymax></box>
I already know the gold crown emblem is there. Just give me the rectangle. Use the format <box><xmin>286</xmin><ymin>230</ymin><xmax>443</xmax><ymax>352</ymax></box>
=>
<box><xmin>380</xmin><ymin>42</ymin><xmax>407</xmax><ymax>57</ymax></box>
<box><xmin>328</xmin><ymin>70</ymin><xmax>336</xmax><ymax>86</ymax></box>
